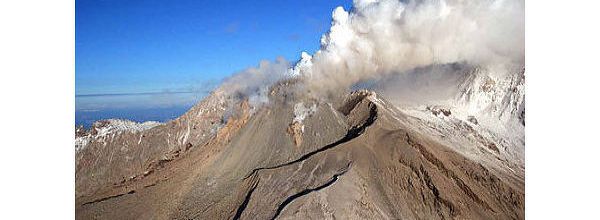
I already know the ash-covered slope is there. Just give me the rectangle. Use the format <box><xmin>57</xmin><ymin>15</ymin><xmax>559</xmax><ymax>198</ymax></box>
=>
<box><xmin>363</xmin><ymin>64</ymin><xmax>525</xmax><ymax>175</ymax></box>
<box><xmin>75</xmin><ymin>0</ymin><xmax>525</xmax><ymax>218</ymax></box>
<box><xmin>75</xmin><ymin>83</ymin><xmax>524</xmax><ymax>219</ymax></box>
<box><xmin>75</xmin><ymin>88</ymin><xmax>235</xmax><ymax>198</ymax></box>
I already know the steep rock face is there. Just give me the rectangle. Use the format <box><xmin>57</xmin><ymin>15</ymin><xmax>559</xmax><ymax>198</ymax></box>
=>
<box><xmin>75</xmin><ymin>89</ymin><xmax>524</xmax><ymax>220</ymax></box>
<box><xmin>455</xmin><ymin>67</ymin><xmax>525</xmax><ymax>125</ymax></box>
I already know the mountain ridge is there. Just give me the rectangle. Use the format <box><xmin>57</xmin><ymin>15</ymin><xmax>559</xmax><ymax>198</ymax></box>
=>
<box><xmin>75</xmin><ymin>69</ymin><xmax>524</xmax><ymax>219</ymax></box>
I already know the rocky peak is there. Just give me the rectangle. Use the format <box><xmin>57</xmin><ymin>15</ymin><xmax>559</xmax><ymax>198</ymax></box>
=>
<box><xmin>455</xmin><ymin>67</ymin><xmax>525</xmax><ymax>125</ymax></box>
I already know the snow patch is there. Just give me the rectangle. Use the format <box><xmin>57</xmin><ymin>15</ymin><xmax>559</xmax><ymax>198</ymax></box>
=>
<box><xmin>75</xmin><ymin>119</ymin><xmax>162</xmax><ymax>152</ymax></box>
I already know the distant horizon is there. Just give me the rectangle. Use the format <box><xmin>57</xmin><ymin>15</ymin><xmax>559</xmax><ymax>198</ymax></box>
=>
<box><xmin>75</xmin><ymin>104</ymin><xmax>193</xmax><ymax>128</ymax></box>
<box><xmin>75</xmin><ymin>90</ymin><xmax>196</xmax><ymax>97</ymax></box>
<box><xmin>76</xmin><ymin>0</ymin><xmax>351</xmax><ymax>126</ymax></box>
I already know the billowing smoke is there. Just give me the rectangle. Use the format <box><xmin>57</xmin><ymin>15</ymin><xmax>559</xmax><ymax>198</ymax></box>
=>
<box><xmin>210</xmin><ymin>0</ymin><xmax>524</xmax><ymax>109</ymax></box>
<box><xmin>294</xmin><ymin>0</ymin><xmax>524</xmax><ymax>94</ymax></box>
<box><xmin>217</xmin><ymin>57</ymin><xmax>291</xmax><ymax>107</ymax></box>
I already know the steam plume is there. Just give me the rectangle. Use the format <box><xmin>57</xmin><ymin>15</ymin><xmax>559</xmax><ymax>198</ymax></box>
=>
<box><xmin>217</xmin><ymin>57</ymin><xmax>291</xmax><ymax>107</ymax></box>
<box><xmin>295</xmin><ymin>0</ymin><xmax>524</xmax><ymax>93</ymax></box>
<box><xmin>211</xmin><ymin>0</ymin><xmax>524</xmax><ymax>108</ymax></box>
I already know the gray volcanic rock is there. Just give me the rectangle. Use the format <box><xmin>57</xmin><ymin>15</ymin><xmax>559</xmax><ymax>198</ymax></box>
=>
<box><xmin>75</xmin><ymin>89</ymin><xmax>231</xmax><ymax>199</ymax></box>
<box><xmin>75</xmin><ymin>85</ymin><xmax>524</xmax><ymax>219</ymax></box>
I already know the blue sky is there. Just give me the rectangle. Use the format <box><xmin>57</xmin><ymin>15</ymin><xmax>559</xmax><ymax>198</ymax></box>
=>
<box><xmin>76</xmin><ymin>0</ymin><xmax>352</xmax><ymax>96</ymax></box>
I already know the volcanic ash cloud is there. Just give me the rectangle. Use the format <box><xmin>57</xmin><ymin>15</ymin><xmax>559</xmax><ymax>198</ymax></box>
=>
<box><xmin>294</xmin><ymin>0</ymin><xmax>524</xmax><ymax>93</ymax></box>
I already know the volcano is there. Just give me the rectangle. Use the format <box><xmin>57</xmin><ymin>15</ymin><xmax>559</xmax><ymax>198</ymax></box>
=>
<box><xmin>75</xmin><ymin>67</ymin><xmax>524</xmax><ymax>219</ymax></box>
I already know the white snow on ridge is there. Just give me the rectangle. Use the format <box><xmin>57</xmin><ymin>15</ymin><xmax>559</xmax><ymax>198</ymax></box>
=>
<box><xmin>93</xmin><ymin>119</ymin><xmax>162</xmax><ymax>136</ymax></box>
<box><xmin>375</xmin><ymin>100</ymin><xmax>524</xmax><ymax>178</ymax></box>
<box><xmin>454</xmin><ymin>67</ymin><xmax>525</xmax><ymax>126</ymax></box>
<box><xmin>75</xmin><ymin>119</ymin><xmax>162</xmax><ymax>152</ymax></box>
<box><xmin>366</xmin><ymin>67</ymin><xmax>525</xmax><ymax>177</ymax></box>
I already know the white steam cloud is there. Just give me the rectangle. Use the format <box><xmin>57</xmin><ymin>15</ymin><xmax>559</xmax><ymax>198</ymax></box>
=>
<box><xmin>294</xmin><ymin>0</ymin><xmax>524</xmax><ymax>92</ymax></box>
<box><xmin>217</xmin><ymin>57</ymin><xmax>291</xmax><ymax>107</ymax></box>
<box><xmin>210</xmin><ymin>0</ymin><xmax>524</xmax><ymax>108</ymax></box>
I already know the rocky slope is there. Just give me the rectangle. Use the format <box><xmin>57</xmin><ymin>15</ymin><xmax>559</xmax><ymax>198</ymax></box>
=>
<box><xmin>385</xmin><ymin>67</ymin><xmax>526</xmax><ymax>177</ymax></box>
<box><xmin>75</xmin><ymin>69</ymin><xmax>524</xmax><ymax>219</ymax></box>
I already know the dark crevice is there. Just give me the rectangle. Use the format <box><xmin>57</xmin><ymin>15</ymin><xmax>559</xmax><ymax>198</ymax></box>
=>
<box><xmin>235</xmin><ymin>96</ymin><xmax>374</xmax><ymax>219</ymax></box>
<box><xmin>81</xmin><ymin>190</ymin><xmax>136</xmax><ymax>206</ymax></box>
<box><xmin>232</xmin><ymin>176</ymin><xmax>260</xmax><ymax>220</ymax></box>
<box><xmin>270</xmin><ymin>162</ymin><xmax>352</xmax><ymax>220</ymax></box>
<box><xmin>244</xmin><ymin>102</ymin><xmax>377</xmax><ymax>180</ymax></box>
<box><xmin>420</xmin><ymin>165</ymin><xmax>456</xmax><ymax>218</ymax></box>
